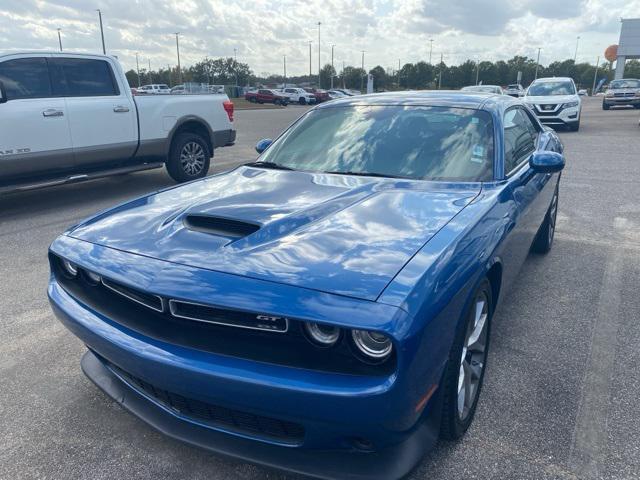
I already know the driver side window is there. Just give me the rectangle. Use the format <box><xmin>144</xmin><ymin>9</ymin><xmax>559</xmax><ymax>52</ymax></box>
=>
<box><xmin>504</xmin><ymin>108</ymin><xmax>538</xmax><ymax>174</ymax></box>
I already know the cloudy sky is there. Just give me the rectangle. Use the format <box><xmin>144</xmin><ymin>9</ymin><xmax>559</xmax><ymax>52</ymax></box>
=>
<box><xmin>0</xmin><ymin>0</ymin><xmax>635</xmax><ymax>76</ymax></box>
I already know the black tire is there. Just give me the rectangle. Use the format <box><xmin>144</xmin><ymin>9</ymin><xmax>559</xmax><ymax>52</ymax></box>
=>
<box><xmin>634</xmin><ymin>104</ymin><xmax>640</xmax><ymax>109</ymax></box>
<box><xmin>531</xmin><ymin>183</ymin><xmax>559</xmax><ymax>254</ymax></box>
<box><xmin>299</xmin><ymin>97</ymin><xmax>306</xmax><ymax>105</ymax></box>
<box><xmin>602</xmin><ymin>102</ymin><xmax>610</xmax><ymax>110</ymax></box>
<box><xmin>166</xmin><ymin>132</ymin><xmax>211</xmax><ymax>183</ymax></box>
<box><xmin>568</xmin><ymin>119</ymin><xmax>580</xmax><ymax>132</ymax></box>
<box><xmin>440</xmin><ymin>279</ymin><xmax>493</xmax><ymax>441</ymax></box>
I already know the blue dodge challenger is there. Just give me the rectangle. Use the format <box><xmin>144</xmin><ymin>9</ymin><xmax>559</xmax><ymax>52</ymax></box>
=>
<box><xmin>48</xmin><ymin>92</ymin><xmax>564</xmax><ymax>479</ymax></box>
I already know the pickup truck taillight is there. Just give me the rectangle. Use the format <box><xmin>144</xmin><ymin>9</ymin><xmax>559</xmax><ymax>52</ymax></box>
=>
<box><xmin>223</xmin><ymin>101</ymin><xmax>234</xmax><ymax>122</ymax></box>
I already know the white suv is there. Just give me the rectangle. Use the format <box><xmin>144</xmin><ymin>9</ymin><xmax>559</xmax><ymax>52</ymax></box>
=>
<box><xmin>138</xmin><ymin>84</ymin><xmax>171</xmax><ymax>95</ymax></box>
<box><xmin>280</xmin><ymin>88</ymin><xmax>316</xmax><ymax>105</ymax></box>
<box><xmin>524</xmin><ymin>77</ymin><xmax>581</xmax><ymax>131</ymax></box>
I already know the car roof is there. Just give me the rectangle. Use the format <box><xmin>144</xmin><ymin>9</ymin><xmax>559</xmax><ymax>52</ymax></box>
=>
<box><xmin>316</xmin><ymin>90</ymin><xmax>519</xmax><ymax>115</ymax></box>
<box><xmin>0</xmin><ymin>51</ymin><xmax>115</xmax><ymax>60</ymax></box>
<box><xmin>531</xmin><ymin>77</ymin><xmax>573</xmax><ymax>83</ymax></box>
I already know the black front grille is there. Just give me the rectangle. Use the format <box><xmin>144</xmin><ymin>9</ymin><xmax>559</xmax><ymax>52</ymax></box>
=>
<box><xmin>109</xmin><ymin>363</ymin><xmax>305</xmax><ymax>444</ymax></box>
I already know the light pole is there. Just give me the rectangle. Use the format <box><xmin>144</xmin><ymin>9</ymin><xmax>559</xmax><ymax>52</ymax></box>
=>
<box><xmin>317</xmin><ymin>22</ymin><xmax>321</xmax><ymax>88</ymax></box>
<box><xmin>283</xmin><ymin>55</ymin><xmax>287</xmax><ymax>86</ymax></box>
<box><xmin>308</xmin><ymin>41</ymin><xmax>312</xmax><ymax>79</ymax></box>
<box><xmin>475</xmin><ymin>60</ymin><xmax>480</xmax><ymax>85</ymax></box>
<box><xmin>148</xmin><ymin>59</ymin><xmax>152</xmax><ymax>83</ymax></box>
<box><xmin>535</xmin><ymin>47</ymin><xmax>541</xmax><ymax>79</ymax></box>
<box><xmin>96</xmin><ymin>9</ymin><xmax>106</xmax><ymax>54</ymax></box>
<box><xmin>592</xmin><ymin>56</ymin><xmax>600</xmax><ymax>94</ymax></box>
<box><xmin>429</xmin><ymin>38</ymin><xmax>434</xmax><ymax>64</ymax></box>
<box><xmin>398</xmin><ymin>58</ymin><xmax>401</xmax><ymax>88</ymax></box>
<box><xmin>361</xmin><ymin>50</ymin><xmax>365</xmax><ymax>92</ymax></box>
<box><xmin>174</xmin><ymin>32</ymin><xmax>182</xmax><ymax>84</ymax></box>
<box><xmin>438</xmin><ymin>53</ymin><xmax>443</xmax><ymax>89</ymax></box>
<box><xmin>234</xmin><ymin>48</ymin><xmax>238</xmax><ymax>86</ymax></box>
<box><xmin>331</xmin><ymin>44</ymin><xmax>335</xmax><ymax>88</ymax></box>
<box><xmin>573</xmin><ymin>36</ymin><xmax>580</xmax><ymax>63</ymax></box>
<box><xmin>135</xmin><ymin>52</ymin><xmax>141</xmax><ymax>87</ymax></box>
<box><xmin>57</xmin><ymin>28</ymin><xmax>62</xmax><ymax>51</ymax></box>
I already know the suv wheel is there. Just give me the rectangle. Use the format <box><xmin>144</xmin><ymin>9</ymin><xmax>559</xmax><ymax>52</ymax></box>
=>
<box><xmin>166</xmin><ymin>132</ymin><xmax>211</xmax><ymax>183</ymax></box>
<box><xmin>299</xmin><ymin>97</ymin><xmax>306</xmax><ymax>105</ymax></box>
<box><xmin>602</xmin><ymin>102</ymin><xmax>610</xmax><ymax>110</ymax></box>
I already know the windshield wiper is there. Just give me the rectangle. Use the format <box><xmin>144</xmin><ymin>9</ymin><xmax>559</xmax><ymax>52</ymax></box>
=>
<box><xmin>323</xmin><ymin>170</ymin><xmax>408</xmax><ymax>179</ymax></box>
<box><xmin>244</xmin><ymin>161</ymin><xmax>295</xmax><ymax>171</ymax></box>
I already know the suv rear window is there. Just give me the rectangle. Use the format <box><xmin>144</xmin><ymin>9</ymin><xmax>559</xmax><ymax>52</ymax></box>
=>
<box><xmin>609</xmin><ymin>79</ymin><xmax>640</xmax><ymax>89</ymax></box>
<box><xmin>0</xmin><ymin>57</ymin><xmax>51</xmax><ymax>100</ymax></box>
<box><xmin>50</xmin><ymin>58</ymin><xmax>119</xmax><ymax>97</ymax></box>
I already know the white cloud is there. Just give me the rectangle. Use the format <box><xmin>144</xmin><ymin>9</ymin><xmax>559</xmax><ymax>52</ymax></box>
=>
<box><xmin>0</xmin><ymin>0</ymin><xmax>635</xmax><ymax>76</ymax></box>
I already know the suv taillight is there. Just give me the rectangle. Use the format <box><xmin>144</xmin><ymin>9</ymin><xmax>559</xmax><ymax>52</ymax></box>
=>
<box><xmin>223</xmin><ymin>100</ymin><xmax>234</xmax><ymax>122</ymax></box>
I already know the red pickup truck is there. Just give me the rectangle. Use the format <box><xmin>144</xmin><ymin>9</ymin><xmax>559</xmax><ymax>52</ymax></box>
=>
<box><xmin>304</xmin><ymin>88</ymin><xmax>330</xmax><ymax>103</ymax></box>
<box><xmin>245</xmin><ymin>89</ymin><xmax>289</xmax><ymax>105</ymax></box>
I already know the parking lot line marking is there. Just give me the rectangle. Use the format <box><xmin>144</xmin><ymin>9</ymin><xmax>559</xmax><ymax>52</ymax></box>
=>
<box><xmin>568</xmin><ymin>218</ymin><xmax>625</xmax><ymax>479</ymax></box>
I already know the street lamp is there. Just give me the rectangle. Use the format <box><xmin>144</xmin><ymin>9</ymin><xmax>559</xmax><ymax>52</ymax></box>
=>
<box><xmin>135</xmin><ymin>52</ymin><xmax>141</xmax><ymax>87</ymax></box>
<box><xmin>535</xmin><ymin>47</ymin><xmax>541</xmax><ymax>79</ymax></box>
<box><xmin>57</xmin><ymin>28</ymin><xmax>62</xmax><ymax>51</ymax></box>
<box><xmin>234</xmin><ymin>48</ymin><xmax>238</xmax><ymax>86</ymax></box>
<box><xmin>308</xmin><ymin>41</ymin><xmax>312</xmax><ymax>78</ymax></box>
<box><xmin>429</xmin><ymin>38</ymin><xmax>434</xmax><ymax>64</ymax></box>
<box><xmin>96</xmin><ymin>9</ymin><xmax>106</xmax><ymax>54</ymax></box>
<box><xmin>360</xmin><ymin>50</ymin><xmax>365</xmax><ymax>91</ymax></box>
<box><xmin>573</xmin><ymin>36</ymin><xmax>580</xmax><ymax>63</ymax></box>
<box><xmin>317</xmin><ymin>22</ymin><xmax>321</xmax><ymax>88</ymax></box>
<box><xmin>174</xmin><ymin>32</ymin><xmax>182</xmax><ymax>84</ymax></box>
<box><xmin>331</xmin><ymin>44</ymin><xmax>335</xmax><ymax>88</ymax></box>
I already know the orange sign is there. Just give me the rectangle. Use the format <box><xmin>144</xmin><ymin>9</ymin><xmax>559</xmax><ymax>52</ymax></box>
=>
<box><xmin>604</xmin><ymin>45</ymin><xmax>618</xmax><ymax>62</ymax></box>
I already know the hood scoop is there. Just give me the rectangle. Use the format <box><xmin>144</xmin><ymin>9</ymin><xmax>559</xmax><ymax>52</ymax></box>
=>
<box><xmin>183</xmin><ymin>215</ymin><xmax>260</xmax><ymax>239</ymax></box>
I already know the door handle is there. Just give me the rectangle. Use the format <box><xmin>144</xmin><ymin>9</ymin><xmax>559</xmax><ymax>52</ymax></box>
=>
<box><xmin>113</xmin><ymin>105</ymin><xmax>130</xmax><ymax>113</ymax></box>
<box><xmin>42</xmin><ymin>109</ymin><xmax>64</xmax><ymax>117</ymax></box>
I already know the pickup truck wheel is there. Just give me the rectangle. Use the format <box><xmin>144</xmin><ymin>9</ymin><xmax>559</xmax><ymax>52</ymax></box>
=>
<box><xmin>299</xmin><ymin>98</ymin><xmax>306</xmax><ymax>105</ymax></box>
<box><xmin>602</xmin><ymin>102</ymin><xmax>610</xmax><ymax>110</ymax></box>
<box><xmin>167</xmin><ymin>133</ymin><xmax>211</xmax><ymax>183</ymax></box>
<box><xmin>440</xmin><ymin>279</ymin><xmax>492</xmax><ymax>440</ymax></box>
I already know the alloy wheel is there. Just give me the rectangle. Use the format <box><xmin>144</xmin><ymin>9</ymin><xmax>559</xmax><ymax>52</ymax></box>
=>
<box><xmin>180</xmin><ymin>142</ymin><xmax>206</xmax><ymax>176</ymax></box>
<box><xmin>457</xmin><ymin>291</ymin><xmax>489</xmax><ymax>421</ymax></box>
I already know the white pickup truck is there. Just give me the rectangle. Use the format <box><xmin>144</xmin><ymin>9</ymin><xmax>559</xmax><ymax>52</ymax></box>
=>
<box><xmin>0</xmin><ymin>52</ymin><xmax>236</xmax><ymax>194</ymax></box>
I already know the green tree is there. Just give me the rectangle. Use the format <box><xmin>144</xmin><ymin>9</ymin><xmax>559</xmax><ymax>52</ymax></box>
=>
<box><xmin>320</xmin><ymin>63</ymin><xmax>336</xmax><ymax>89</ymax></box>
<box><xmin>369</xmin><ymin>65</ymin><xmax>388</xmax><ymax>91</ymax></box>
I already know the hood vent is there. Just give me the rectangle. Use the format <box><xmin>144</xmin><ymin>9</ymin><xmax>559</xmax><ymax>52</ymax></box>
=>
<box><xmin>183</xmin><ymin>215</ymin><xmax>260</xmax><ymax>239</ymax></box>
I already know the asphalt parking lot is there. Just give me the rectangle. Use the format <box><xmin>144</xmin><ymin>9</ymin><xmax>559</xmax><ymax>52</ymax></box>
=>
<box><xmin>1</xmin><ymin>98</ymin><xmax>639</xmax><ymax>480</ymax></box>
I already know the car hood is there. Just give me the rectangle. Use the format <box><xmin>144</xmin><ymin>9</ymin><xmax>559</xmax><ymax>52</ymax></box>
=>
<box><xmin>525</xmin><ymin>94</ymin><xmax>578</xmax><ymax>104</ymax></box>
<box><xmin>69</xmin><ymin>167</ymin><xmax>480</xmax><ymax>301</ymax></box>
<box><xmin>607</xmin><ymin>88</ymin><xmax>640</xmax><ymax>93</ymax></box>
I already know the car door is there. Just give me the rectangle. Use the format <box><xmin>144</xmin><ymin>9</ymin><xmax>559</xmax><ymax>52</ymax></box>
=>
<box><xmin>500</xmin><ymin>106</ymin><xmax>554</xmax><ymax>287</ymax></box>
<box><xmin>52</xmin><ymin>57</ymin><xmax>137</xmax><ymax>169</ymax></box>
<box><xmin>0</xmin><ymin>55</ymin><xmax>74</xmax><ymax>181</ymax></box>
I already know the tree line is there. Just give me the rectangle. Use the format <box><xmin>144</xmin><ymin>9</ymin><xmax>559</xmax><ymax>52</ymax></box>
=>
<box><xmin>125</xmin><ymin>55</ymin><xmax>640</xmax><ymax>92</ymax></box>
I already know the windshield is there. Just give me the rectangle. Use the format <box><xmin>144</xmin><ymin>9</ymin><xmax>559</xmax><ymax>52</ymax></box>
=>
<box><xmin>258</xmin><ymin>106</ymin><xmax>494</xmax><ymax>181</ymax></box>
<box><xmin>528</xmin><ymin>81</ymin><xmax>575</xmax><ymax>96</ymax></box>
<box><xmin>609</xmin><ymin>79</ymin><xmax>640</xmax><ymax>89</ymax></box>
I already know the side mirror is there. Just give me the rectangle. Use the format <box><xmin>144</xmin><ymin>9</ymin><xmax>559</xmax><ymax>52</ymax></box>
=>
<box><xmin>0</xmin><ymin>80</ymin><xmax>6</xmax><ymax>104</ymax></box>
<box><xmin>529</xmin><ymin>151</ymin><xmax>565</xmax><ymax>173</ymax></box>
<box><xmin>255</xmin><ymin>138</ymin><xmax>273</xmax><ymax>154</ymax></box>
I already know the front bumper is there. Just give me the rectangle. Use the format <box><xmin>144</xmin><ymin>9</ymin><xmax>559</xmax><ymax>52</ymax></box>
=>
<box><xmin>531</xmin><ymin>106</ymin><xmax>580</xmax><ymax>127</ymax></box>
<box><xmin>47</xmin><ymin>238</ymin><xmax>444</xmax><ymax>479</ymax></box>
<box><xmin>603</xmin><ymin>96</ymin><xmax>640</xmax><ymax>106</ymax></box>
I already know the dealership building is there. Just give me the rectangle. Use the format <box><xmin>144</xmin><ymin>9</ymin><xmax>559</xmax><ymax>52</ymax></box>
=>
<box><xmin>615</xmin><ymin>18</ymin><xmax>640</xmax><ymax>79</ymax></box>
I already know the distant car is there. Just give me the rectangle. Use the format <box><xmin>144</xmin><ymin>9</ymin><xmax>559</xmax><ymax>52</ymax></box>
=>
<box><xmin>461</xmin><ymin>85</ymin><xmax>503</xmax><ymax>95</ymax></box>
<box><xmin>578</xmin><ymin>89</ymin><xmax>588</xmax><ymax>96</ymax></box>
<box><xmin>280</xmin><ymin>87</ymin><xmax>316</xmax><ymax>105</ymax></box>
<box><xmin>245</xmin><ymin>89</ymin><xmax>289</xmax><ymax>105</ymax></box>
<box><xmin>524</xmin><ymin>77</ymin><xmax>581</xmax><ymax>131</ymax></box>
<box><xmin>331</xmin><ymin>88</ymin><xmax>358</xmax><ymax>97</ymax></box>
<box><xmin>327</xmin><ymin>90</ymin><xmax>347</xmax><ymax>99</ymax></box>
<box><xmin>602</xmin><ymin>78</ymin><xmax>640</xmax><ymax>110</ymax></box>
<box><xmin>302</xmin><ymin>88</ymin><xmax>330</xmax><ymax>103</ymax></box>
<box><xmin>138</xmin><ymin>84</ymin><xmax>171</xmax><ymax>95</ymax></box>
<box><xmin>504</xmin><ymin>84</ymin><xmax>525</xmax><ymax>97</ymax></box>
<box><xmin>170</xmin><ymin>85</ymin><xmax>186</xmax><ymax>94</ymax></box>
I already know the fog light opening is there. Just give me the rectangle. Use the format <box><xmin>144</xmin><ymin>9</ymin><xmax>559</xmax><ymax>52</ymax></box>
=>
<box><xmin>61</xmin><ymin>259</ymin><xmax>78</xmax><ymax>277</ymax></box>
<box><xmin>349</xmin><ymin>436</ymin><xmax>375</xmax><ymax>452</ymax></box>
<box><xmin>304</xmin><ymin>322</ymin><xmax>341</xmax><ymax>347</ymax></box>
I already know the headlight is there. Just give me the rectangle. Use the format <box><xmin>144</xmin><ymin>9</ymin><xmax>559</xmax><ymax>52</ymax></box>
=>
<box><xmin>304</xmin><ymin>322</ymin><xmax>341</xmax><ymax>346</ymax></box>
<box><xmin>351</xmin><ymin>330</ymin><xmax>393</xmax><ymax>359</ymax></box>
<box><xmin>605</xmin><ymin>90</ymin><xmax>614</xmax><ymax>97</ymax></box>
<box><xmin>562</xmin><ymin>101</ymin><xmax>579</xmax><ymax>108</ymax></box>
<box><xmin>61</xmin><ymin>259</ymin><xmax>78</xmax><ymax>277</ymax></box>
